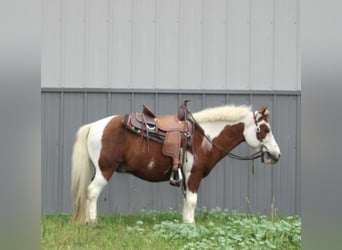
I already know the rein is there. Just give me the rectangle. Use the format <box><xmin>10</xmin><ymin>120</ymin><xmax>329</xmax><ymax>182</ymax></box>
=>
<box><xmin>202</xmin><ymin>132</ymin><xmax>262</xmax><ymax>160</ymax></box>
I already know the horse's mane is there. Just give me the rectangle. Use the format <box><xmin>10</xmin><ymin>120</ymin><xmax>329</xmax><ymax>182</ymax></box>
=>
<box><xmin>193</xmin><ymin>105</ymin><xmax>251</xmax><ymax>123</ymax></box>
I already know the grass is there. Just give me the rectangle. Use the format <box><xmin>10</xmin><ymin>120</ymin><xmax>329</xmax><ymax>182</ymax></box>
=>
<box><xmin>41</xmin><ymin>208</ymin><xmax>301</xmax><ymax>250</ymax></box>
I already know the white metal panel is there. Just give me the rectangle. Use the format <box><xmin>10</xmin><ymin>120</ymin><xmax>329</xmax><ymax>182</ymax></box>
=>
<box><xmin>132</xmin><ymin>0</ymin><xmax>157</xmax><ymax>87</ymax></box>
<box><xmin>158</xmin><ymin>0</ymin><xmax>180</xmax><ymax>88</ymax></box>
<box><xmin>110</xmin><ymin>0</ymin><xmax>133</xmax><ymax>87</ymax></box>
<box><xmin>205</xmin><ymin>0</ymin><xmax>227</xmax><ymax>89</ymax></box>
<box><xmin>251</xmin><ymin>0</ymin><xmax>274</xmax><ymax>90</ymax></box>
<box><xmin>63</xmin><ymin>0</ymin><xmax>86</xmax><ymax>86</ymax></box>
<box><xmin>41</xmin><ymin>0</ymin><xmax>300</xmax><ymax>90</ymax></box>
<box><xmin>86</xmin><ymin>0</ymin><xmax>109</xmax><ymax>86</ymax></box>
<box><xmin>229</xmin><ymin>0</ymin><xmax>251</xmax><ymax>89</ymax></box>
<box><xmin>41</xmin><ymin>0</ymin><xmax>62</xmax><ymax>86</ymax></box>
<box><xmin>180</xmin><ymin>0</ymin><xmax>204</xmax><ymax>89</ymax></box>
<box><xmin>275</xmin><ymin>0</ymin><xmax>300</xmax><ymax>90</ymax></box>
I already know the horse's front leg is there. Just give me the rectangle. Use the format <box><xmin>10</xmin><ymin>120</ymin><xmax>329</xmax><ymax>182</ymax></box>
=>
<box><xmin>182</xmin><ymin>171</ymin><xmax>202</xmax><ymax>223</ymax></box>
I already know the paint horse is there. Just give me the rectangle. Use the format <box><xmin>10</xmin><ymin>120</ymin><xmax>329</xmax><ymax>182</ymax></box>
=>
<box><xmin>71</xmin><ymin>104</ymin><xmax>281</xmax><ymax>224</ymax></box>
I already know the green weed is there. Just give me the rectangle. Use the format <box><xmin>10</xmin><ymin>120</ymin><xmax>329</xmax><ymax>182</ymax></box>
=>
<box><xmin>41</xmin><ymin>208</ymin><xmax>301</xmax><ymax>249</ymax></box>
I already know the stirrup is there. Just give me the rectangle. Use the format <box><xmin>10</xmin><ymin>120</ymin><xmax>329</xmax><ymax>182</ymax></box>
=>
<box><xmin>169</xmin><ymin>168</ymin><xmax>183</xmax><ymax>187</ymax></box>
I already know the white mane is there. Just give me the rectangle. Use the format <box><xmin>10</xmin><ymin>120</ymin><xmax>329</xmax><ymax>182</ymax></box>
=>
<box><xmin>193</xmin><ymin>105</ymin><xmax>251</xmax><ymax>123</ymax></box>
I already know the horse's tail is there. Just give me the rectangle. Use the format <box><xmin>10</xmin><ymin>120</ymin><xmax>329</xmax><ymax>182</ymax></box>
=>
<box><xmin>71</xmin><ymin>123</ymin><xmax>93</xmax><ymax>223</ymax></box>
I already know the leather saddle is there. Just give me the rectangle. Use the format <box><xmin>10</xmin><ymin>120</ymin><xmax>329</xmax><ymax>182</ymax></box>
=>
<box><xmin>123</xmin><ymin>101</ymin><xmax>192</xmax><ymax>186</ymax></box>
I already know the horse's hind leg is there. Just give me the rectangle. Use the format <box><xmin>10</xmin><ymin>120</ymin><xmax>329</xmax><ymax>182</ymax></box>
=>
<box><xmin>85</xmin><ymin>117</ymin><xmax>113</xmax><ymax>224</ymax></box>
<box><xmin>86</xmin><ymin>165</ymin><xmax>107</xmax><ymax>223</ymax></box>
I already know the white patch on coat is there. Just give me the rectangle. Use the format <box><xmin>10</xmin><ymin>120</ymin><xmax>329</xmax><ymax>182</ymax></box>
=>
<box><xmin>147</xmin><ymin>159</ymin><xmax>155</xmax><ymax>169</ymax></box>
<box><xmin>181</xmin><ymin>151</ymin><xmax>197</xmax><ymax>223</ymax></box>
<box><xmin>85</xmin><ymin>115</ymin><xmax>115</xmax><ymax>223</ymax></box>
<box><xmin>183</xmin><ymin>190</ymin><xmax>198</xmax><ymax>223</ymax></box>
<box><xmin>182</xmin><ymin>150</ymin><xmax>194</xmax><ymax>184</ymax></box>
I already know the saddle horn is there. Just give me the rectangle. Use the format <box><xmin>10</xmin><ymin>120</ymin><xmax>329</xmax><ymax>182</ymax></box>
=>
<box><xmin>177</xmin><ymin>100</ymin><xmax>190</xmax><ymax>121</ymax></box>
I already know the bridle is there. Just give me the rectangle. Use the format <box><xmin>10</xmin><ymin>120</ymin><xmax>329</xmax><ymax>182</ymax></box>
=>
<box><xmin>186</xmin><ymin>108</ymin><xmax>266</xmax><ymax>161</ymax></box>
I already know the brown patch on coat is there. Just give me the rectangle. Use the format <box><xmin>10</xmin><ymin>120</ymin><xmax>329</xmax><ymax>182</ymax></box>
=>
<box><xmin>99</xmin><ymin>115</ymin><xmax>172</xmax><ymax>181</ymax></box>
<box><xmin>186</xmin><ymin>123</ymin><xmax>245</xmax><ymax>193</ymax></box>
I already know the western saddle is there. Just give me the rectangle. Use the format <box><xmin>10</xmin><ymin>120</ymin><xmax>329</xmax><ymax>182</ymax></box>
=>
<box><xmin>122</xmin><ymin>100</ymin><xmax>192</xmax><ymax>186</ymax></box>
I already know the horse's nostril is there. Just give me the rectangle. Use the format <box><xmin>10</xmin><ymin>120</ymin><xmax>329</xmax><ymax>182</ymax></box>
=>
<box><xmin>278</xmin><ymin>153</ymin><xmax>281</xmax><ymax>159</ymax></box>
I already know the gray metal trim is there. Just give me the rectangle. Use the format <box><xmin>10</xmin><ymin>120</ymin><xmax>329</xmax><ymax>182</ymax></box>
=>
<box><xmin>41</xmin><ymin>87</ymin><xmax>301</xmax><ymax>96</ymax></box>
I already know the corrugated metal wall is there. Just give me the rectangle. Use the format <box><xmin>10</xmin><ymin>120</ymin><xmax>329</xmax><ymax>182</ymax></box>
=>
<box><xmin>42</xmin><ymin>0</ymin><xmax>300</xmax><ymax>215</ymax></box>
<box><xmin>41</xmin><ymin>89</ymin><xmax>301</xmax><ymax>215</ymax></box>
<box><xmin>42</xmin><ymin>0</ymin><xmax>300</xmax><ymax>90</ymax></box>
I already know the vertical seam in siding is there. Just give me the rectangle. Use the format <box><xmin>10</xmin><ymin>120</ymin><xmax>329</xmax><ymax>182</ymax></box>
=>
<box><xmin>42</xmin><ymin>1</ymin><xmax>47</xmax><ymax>84</ymax></box>
<box><xmin>83</xmin><ymin>92</ymin><xmax>88</xmax><ymax>123</ymax></box>
<box><xmin>130</xmin><ymin>0</ymin><xmax>135</xmax><ymax>88</ymax></box>
<box><xmin>58</xmin><ymin>92</ymin><xmax>64</xmax><ymax>211</ymax></box>
<box><xmin>83</xmin><ymin>0</ymin><xmax>89</xmax><ymax>86</ymax></box>
<box><xmin>177</xmin><ymin>0</ymin><xmax>183</xmax><ymax>89</ymax></box>
<box><xmin>154</xmin><ymin>0</ymin><xmax>160</xmax><ymax>88</ymax></box>
<box><xmin>60</xmin><ymin>0</ymin><xmax>65</xmax><ymax>85</ymax></box>
<box><xmin>155</xmin><ymin>93</ymin><xmax>159</xmax><ymax>114</ymax></box>
<box><xmin>225</xmin><ymin>92</ymin><xmax>230</xmax><ymax>104</ymax></box>
<box><xmin>273</xmin><ymin>0</ymin><xmax>277</xmax><ymax>90</ymax></box>
<box><xmin>296</xmin><ymin>0</ymin><xmax>300</xmax><ymax>90</ymax></box>
<box><xmin>225</xmin><ymin>0</ymin><xmax>231</xmax><ymax>89</ymax></box>
<box><xmin>224</xmin><ymin>0</ymin><xmax>228</xmax><ymax>89</ymax></box>
<box><xmin>131</xmin><ymin>92</ymin><xmax>135</xmax><ymax>113</ymax></box>
<box><xmin>295</xmin><ymin>94</ymin><xmax>300</xmax><ymax>214</ymax></box>
<box><xmin>42</xmin><ymin>94</ymin><xmax>47</xmax><ymax>211</ymax></box>
<box><xmin>271</xmin><ymin>94</ymin><xmax>277</xmax><ymax>208</ymax></box>
<box><xmin>107</xmin><ymin>92</ymin><xmax>111</xmax><ymax>115</ymax></box>
<box><xmin>107</xmin><ymin>0</ymin><xmax>112</xmax><ymax>87</ymax></box>
<box><xmin>247</xmin><ymin>93</ymin><xmax>253</xmax><ymax>213</ymax></box>
<box><xmin>248</xmin><ymin>0</ymin><xmax>253</xmax><ymax>89</ymax></box>
<box><xmin>201</xmin><ymin>93</ymin><xmax>206</xmax><ymax>109</ymax></box>
<box><xmin>201</xmin><ymin>0</ymin><xmax>207</xmax><ymax>89</ymax></box>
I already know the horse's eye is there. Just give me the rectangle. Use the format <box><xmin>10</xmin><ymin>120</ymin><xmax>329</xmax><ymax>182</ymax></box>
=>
<box><xmin>265</xmin><ymin>128</ymin><xmax>270</xmax><ymax>133</ymax></box>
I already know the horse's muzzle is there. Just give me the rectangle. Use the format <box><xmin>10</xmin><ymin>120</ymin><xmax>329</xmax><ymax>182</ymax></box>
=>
<box><xmin>261</xmin><ymin>146</ymin><xmax>280</xmax><ymax>164</ymax></box>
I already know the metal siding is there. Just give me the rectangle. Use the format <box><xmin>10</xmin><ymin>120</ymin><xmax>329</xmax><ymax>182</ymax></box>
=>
<box><xmin>251</xmin><ymin>0</ymin><xmax>274</xmax><ymax>90</ymax></box>
<box><xmin>132</xmin><ymin>0</ymin><xmax>157</xmax><ymax>87</ymax></box>
<box><xmin>229</xmin><ymin>0</ymin><xmax>251</xmax><ymax>90</ymax></box>
<box><xmin>205</xmin><ymin>0</ymin><xmax>227</xmax><ymax>89</ymax></box>
<box><xmin>275</xmin><ymin>0</ymin><xmax>300</xmax><ymax>90</ymax></box>
<box><xmin>41</xmin><ymin>93</ymin><xmax>61</xmax><ymax>212</ymax></box>
<box><xmin>180</xmin><ymin>0</ymin><xmax>204</xmax><ymax>89</ymax></box>
<box><xmin>248</xmin><ymin>94</ymin><xmax>274</xmax><ymax>214</ymax></box>
<box><xmin>273</xmin><ymin>95</ymin><xmax>299</xmax><ymax>214</ymax></box>
<box><xmin>86</xmin><ymin>0</ymin><xmax>109</xmax><ymax>86</ymax></box>
<box><xmin>42</xmin><ymin>0</ymin><xmax>299</xmax><ymax>90</ymax></box>
<box><xmin>63</xmin><ymin>0</ymin><xmax>86</xmax><ymax>86</ymax></box>
<box><xmin>41</xmin><ymin>0</ymin><xmax>62</xmax><ymax>86</ymax></box>
<box><xmin>110</xmin><ymin>0</ymin><xmax>133</xmax><ymax>87</ymax></box>
<box><xmin>158</xmin><ymin>0</ymin><xmax>180</xmax><ymax>88</ymax></box>
<box><xmin>41</xmin><ymin>90</ymin><xmax>300</xmax><ymax>216</ymax></box>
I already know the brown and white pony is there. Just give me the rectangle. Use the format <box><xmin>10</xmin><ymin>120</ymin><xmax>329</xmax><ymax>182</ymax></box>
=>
<box><xmin>71</xmin><ymin>105</ymin><xmax>281</xmax><ymax>224</ymax></box>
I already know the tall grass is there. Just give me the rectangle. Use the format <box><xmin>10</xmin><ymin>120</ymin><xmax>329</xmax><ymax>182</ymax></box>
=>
<box><xmin>41</xmin><ymin>208</ymin><xmax>301</xmax><ymax>249</ymax></box>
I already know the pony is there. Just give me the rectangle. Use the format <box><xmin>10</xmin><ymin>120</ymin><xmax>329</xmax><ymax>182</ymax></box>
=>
<box><xmin>71</xmin><ymin>104</ymin><xmax>281</xmax><ymax>224</ymax></box>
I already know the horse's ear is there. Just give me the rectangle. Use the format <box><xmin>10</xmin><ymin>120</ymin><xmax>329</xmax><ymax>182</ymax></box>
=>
<box><xmin>258</xmin><ymin>106</ymin><xmax>270</xmax><ymax>121</ymax></box>
<box><xmin>258</xmin><ymin>106</ymin><xmax>267</xmax><ymax>114</ymax></box>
